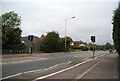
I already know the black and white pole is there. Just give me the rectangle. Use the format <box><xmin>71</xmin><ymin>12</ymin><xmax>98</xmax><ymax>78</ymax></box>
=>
<box><xmin>91</xmin><ymin>36</ymin><xmax>95</xmax><ymax>58</ymax></box>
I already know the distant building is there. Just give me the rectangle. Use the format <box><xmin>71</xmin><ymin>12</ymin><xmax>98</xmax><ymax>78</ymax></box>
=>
<box><xmin>71</xmin><ymin>41</ymin><xmax>88</xmax><ymax>47</ymax></box>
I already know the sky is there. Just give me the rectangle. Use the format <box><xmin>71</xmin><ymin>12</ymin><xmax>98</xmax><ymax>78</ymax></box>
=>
<box><xmin>1</xmin><ymin>0</ymin><xmax>120</xmax><ymax>45</ymax></box>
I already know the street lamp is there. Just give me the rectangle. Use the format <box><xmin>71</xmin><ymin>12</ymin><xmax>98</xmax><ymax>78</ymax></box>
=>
<box><xmin>65</xmin><ymin>16</ymin><xmax>75</xmax><ymax>53</ymax></box>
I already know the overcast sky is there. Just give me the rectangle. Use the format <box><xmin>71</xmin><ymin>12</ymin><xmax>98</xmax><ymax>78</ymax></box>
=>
<box><xmin>1</xmin><ymin>0</ymin><xmax>120</xmax><ymax>45</ymax></box>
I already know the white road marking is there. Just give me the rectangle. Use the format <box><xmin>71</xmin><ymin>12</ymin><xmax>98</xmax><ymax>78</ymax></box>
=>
<box><xmin>33</xmin><ymin>53</ymin><xmax>106</xmax><ymax>81</ymax></box>
<box><xmin>1</xmin><ymin>61</ymin><xmax>72</xmax><ymax>80</ymax></box>
<box><xmin>1</xmin><ymin>73</ymin><xmax>22</xmax><ymax>80</ymax></box>
<box><xmin>33</xmin><ymin>59</ymin><xmax>93</xmax><ymax>81</ymax></box>
<box><xmin>73</xmin><ymin>61</ymin><xmax>100</xmax><ymax>80</ymax></box>
<box><xmin>23</xmin><ymin>61</ymin><xmax>71</xmax><ymax>74</ymax></box>
<box><xmin>1</xmin><ymin>53</ymin><xmax>107</xmax><ymax>80</ymax></box>
<box><xmin>2</xmin><ymin>58</ymin><xmax>47</xmax><ymax>65</ymax></box>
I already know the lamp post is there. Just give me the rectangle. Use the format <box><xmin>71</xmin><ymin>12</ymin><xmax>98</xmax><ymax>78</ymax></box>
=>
<box><xmin>65</xmin><ymin>16</ymin><xmax>75</xmax><ymax>53</ymax></box>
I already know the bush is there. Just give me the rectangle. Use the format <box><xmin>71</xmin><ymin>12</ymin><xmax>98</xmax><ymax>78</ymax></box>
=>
<box><xmin>112</xmin><ymin>8</ymin><xmax>120</xmax><ymax>55</ymax></box>
<box><xmin>69</xmin><ymin>46</ymin><xmax>88</xmax><ymax>51</ymax></box>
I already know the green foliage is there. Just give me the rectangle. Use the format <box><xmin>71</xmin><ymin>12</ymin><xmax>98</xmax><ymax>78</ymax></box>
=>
<box><xmin>112</xmin><ymin>8</ymin><xmax>120</xmax><ymax>55</ymax></box>
<box><xmin>40</xmin><ymin>31</ymin><xmax>61</xmax><ymax>52</ymax></box>
<box><xmin>105</xmin><ymin>42</ymin><xmax>113</xmax><ymax>50</ymax></box>
<box><xmin>40</xmin><ymin>31</ymin><xmax>73</xmax><ymax>52</ymax></box>
<box><xmin>63</xmin><ymin>36</ymin><xmax>73</xmax><ymax>51</ymax></box>
<box><xmin>95</xmin><ymin>45</ymin><xmax>104</xmax><ymax>50</ymax></box>
<box><xmin>1</xmin><ymin>11</ymin><xmax>24</xmax><ymax>50</ymax></box>
<box><xmin>2</xmin><ymin>11</ymin><xmax>21</xmax><ymax>28</ymax></box>
<box><xmin>69</xmin><ymin>45</ymin><xmax>88</xmax><ymax>51</ymax></box>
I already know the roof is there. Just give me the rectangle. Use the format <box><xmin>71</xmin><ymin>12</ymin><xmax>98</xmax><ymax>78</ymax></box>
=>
<box><xmin>21</xmin><ymin>36</ymin><xmax>40</xmax><ymax>46</ymax></box>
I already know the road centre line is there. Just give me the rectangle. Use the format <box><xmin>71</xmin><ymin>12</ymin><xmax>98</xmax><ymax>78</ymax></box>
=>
<box><xmin>2</xmin><ymin>58</ymin><xmax>47</xmax><ymax>65</ymax></box>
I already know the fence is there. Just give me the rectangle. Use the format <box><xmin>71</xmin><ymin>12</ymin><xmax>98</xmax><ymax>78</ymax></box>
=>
<box><xmin>2</xmin><ymin>47</ymin><xmax>41</xmax><ymax>54</ymax></box>
<box><xmin>2</xmin><ymin>49</ymin><xmax>28</xmax><ymax>54</ymax></box>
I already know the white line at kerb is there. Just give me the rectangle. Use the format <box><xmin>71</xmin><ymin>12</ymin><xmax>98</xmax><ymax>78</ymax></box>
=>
<box><xmin>1</xmin><ymin>73</ymin><xmax>22</xmax><ymax>80</ymax></box>
<box><xmin>33</xmin><ymin>59</ymin><xmax>93</xmax><ymax>81</ymax></box>
<box><xmin>33</xmin><ymin>53</ymin><xmax>106</xmax><ymax>81</ymax></box>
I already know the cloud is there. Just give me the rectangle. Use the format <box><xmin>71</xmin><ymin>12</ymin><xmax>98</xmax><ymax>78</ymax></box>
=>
<box><xmin>2</xmin><ymin>1</ymin><xmax>118</xmax><ymax>44</ymax></box>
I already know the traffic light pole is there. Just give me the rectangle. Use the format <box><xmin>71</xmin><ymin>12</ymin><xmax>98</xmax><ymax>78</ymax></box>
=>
<box><xmin>93</xmin><ymin>42</ymin><xmax>95</xmax><ymax>58</ymax></box>
<box><xmin>29</xmin><ymin>41</ymin><xmax>32</xmax><ymax>54</ymax></box>
<box><xmin>91</xmin><ymin>36</ymin><xmax>95</xmax><ymax>58</ymax></box>
<box><xmin>28</xmin><ymin>35</ymin><xmax>33</xmax><ymax>54</ymax></box>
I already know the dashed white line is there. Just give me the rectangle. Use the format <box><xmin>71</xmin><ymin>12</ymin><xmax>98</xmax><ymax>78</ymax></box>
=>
<box><xmin>2</xmin><ymin>58</ymin><xmax>47</xmax><ymax>65</ymax></box>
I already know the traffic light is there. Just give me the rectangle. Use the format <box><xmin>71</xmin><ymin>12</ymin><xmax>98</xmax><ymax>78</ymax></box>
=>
<box><xmin>28</xmin><ymin>35</ymin><xmax>34</xmax><ymax>41</ymax></box>
<box><xmin>91</xmin><ymin>36</ymin><xmax>95</xmax><ymax>43</ymax></box>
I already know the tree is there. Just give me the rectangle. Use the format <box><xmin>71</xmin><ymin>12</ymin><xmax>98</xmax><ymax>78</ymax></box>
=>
<box><xmin>105</xmin><ymin>42</ymin><xmax>112</xmax><ymax>50</ymax></box>
<box><xmin>40</xmin><ymin>31</ymin><xmax>61</xmax><ymax>52</ymax></box>
<box><xmin>112</xmin><ymin>7</ymin><xmax>120</xmax><ymax>55</ymax></box>
<box><xmin>40</xmin><ymin>31</ymin><xmax>73</xmax><ymax>52</ymax></box>
<box><xmin>1</xmin><ymin>11</ymin><xmax>24</xmax><ymax>50</ymax></box>
<box><xmin>65</xmin><ymin>37</ymin><xmax>73</xmax><ymax>51</ymax></box>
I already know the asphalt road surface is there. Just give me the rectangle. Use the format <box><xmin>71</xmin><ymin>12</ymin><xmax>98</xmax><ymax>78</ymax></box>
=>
<box><xmin>35</xmin><ymin>53</ymin><xmax>118</xmax><ymax>81</ymax></box>
<box><xmin>2</xmin><ymin>51</ymin><xmax>108</xmax><ymax>79</ymax></box>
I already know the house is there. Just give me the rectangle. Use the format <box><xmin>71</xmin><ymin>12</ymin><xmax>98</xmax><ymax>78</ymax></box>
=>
<box><xmin>71</xmin><ymin>41</ymin><xmax>88</xmax><ymax>47</ymax></box>
<box><xmin>21</xmin><ymin>36</ymin><xmax>41</xmax><ymax>52</ymax></box>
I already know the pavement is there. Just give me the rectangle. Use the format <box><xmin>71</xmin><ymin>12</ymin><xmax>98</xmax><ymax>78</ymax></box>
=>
<box><xmin>118</xmin><ymin>55</ymin><xmax>120</xmax><ymax>79</ymax></box>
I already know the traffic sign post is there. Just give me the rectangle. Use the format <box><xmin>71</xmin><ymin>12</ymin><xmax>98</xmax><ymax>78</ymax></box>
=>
<box><xmin>91</xmin><ymin>36</ymin><xmax>95</xmax><ymax>58</ymax></box>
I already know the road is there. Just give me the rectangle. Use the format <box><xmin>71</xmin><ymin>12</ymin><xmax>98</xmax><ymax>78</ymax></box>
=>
<box><xmin>35</xmin><ymin>52</ymin><xmax>118</xmax><ymax>81</ymax></box>
<box><xmin>2</xmin><ymin>51</ymin><xmax>108</xmax><ymax>79</ymax></box>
